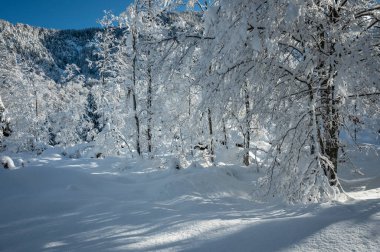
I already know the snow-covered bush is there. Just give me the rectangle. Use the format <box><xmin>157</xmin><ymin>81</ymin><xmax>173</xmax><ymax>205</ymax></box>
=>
<box><xmin>1</xmin><ymin>156</ymin><xmax>15</xmax><ymax>169</ymax></box>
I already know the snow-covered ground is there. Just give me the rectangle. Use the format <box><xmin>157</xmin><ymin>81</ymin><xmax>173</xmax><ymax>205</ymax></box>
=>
<box><xmin>0</xmin><ymin>147</ymin><xmax>379</xmax><ymax>252</ymax></box>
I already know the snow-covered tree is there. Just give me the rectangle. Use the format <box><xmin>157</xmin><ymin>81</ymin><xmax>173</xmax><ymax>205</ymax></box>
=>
<box><xmin>199</xmin><ymin>0</ymin><xmax>380</xmax><ymax>201</ymax></box>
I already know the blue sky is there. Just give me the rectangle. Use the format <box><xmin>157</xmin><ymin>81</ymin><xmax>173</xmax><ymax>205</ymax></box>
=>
<box><xmin>0</xmin><ymin>0</ymin><xmax>133</xmax><ymax>30</ymax></box>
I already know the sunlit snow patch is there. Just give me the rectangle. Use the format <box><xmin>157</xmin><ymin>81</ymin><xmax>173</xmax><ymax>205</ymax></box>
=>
<box><xmin>43</xmin><ymin>241</ymin><xmax>67</xmax><ymax>249</ymax></box>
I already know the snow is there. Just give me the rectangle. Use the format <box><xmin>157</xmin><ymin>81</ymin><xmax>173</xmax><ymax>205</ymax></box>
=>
<box><xmin>1</xmin><ymin>156</ymin><xmax>15</xmax><ymax>169</ymax></box>
<box><xmin>0</xmin><ymin>147</ymin><xmax>379</xmax><ymax>252</ymax></box>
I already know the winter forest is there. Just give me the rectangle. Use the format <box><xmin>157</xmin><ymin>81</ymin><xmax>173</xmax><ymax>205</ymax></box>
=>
<box><xmin>0</xmin><ymin>0</ymin><xmax>380</xmax><ymax>251</ymax></box>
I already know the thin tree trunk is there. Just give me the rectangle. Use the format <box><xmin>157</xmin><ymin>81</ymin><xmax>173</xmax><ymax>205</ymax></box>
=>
<box><xmin>222</xmin><ymin>119</ymin><xmax>228</xmax><ymax>149</ymax></box>
<box><xmin>188</xmin><ymin>86</ymin><xmax>191</xmax><ymax>116</ymax></box>
<box><xmin>147</xmin><ymin>65</ymin><xmax>153</xmax><ymax>156</ymax></box>
<box><xmin>187</xmin><ymin>87</ymin><xmax>194</xmax><ymax>156</ymax></box>
<box><xmin>308</xmin><ymin>82</ymin><xmax>316</xmax><ymax>155</ymax></box>
<box><xmin>35</xmin><ymin>90</ymin><xmax>38</xmax><ymax>118</ymax></box>
<box><xmin>34</xmin><ymin>90</ymin><xmax>39</xmax><ymax>149</ymax></box>
<box><xmin>132</xmin><ymin>25</ymin><xmax>141</xmax><ymax>156</ymax></box>
<box><xmin>243</xmin><ymin>85</ymin><xmax>250</xmax><ymax>166</ymax></box>
<box><xmin>208</xmin><ymin>108</ymin><xmax>214</xmax><ymax>163</ymax></box>
<box><xmin>354</xmin><ymin>102</ymin><xmax>357</xmax><ymax>141</ymax></box>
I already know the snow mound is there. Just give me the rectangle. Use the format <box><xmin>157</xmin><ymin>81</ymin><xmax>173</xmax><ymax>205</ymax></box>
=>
<box><xmin>1</xmin><ymin>156</ymin><xmax>15</xmax><ymax>169</ymax></box>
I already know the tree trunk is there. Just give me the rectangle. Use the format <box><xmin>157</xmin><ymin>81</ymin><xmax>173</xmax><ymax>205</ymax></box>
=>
<box><xmin>222</xmin><ymin>119</ymin><xmax>228</xmax><ymax>149</ymax></box>
<box><xmin>316</xmin><ymin>9</ymin><xmax>340</xmax><ymax>185</ymax></box>
<box><xmin>321</xmin><ymin>78</ymin><xmax>339</xmax><ymax>185</ymax></box>
<box><xmin>243</xmin><ymin>85</ymin><xmax>250</xmax><ymax>166</ymax></box>
<box><xmin>308</xmin><ymin>82</ymin><xmax>316</xmax><ymax>156</ymax></box>
<box><xmin>188</xmin><ymin>86</ymin><xmax>191</xmax><ymax>117</ymax></box>
<box><xmin>147</xmin><ymin>65</ymin><xmax>153</xmax><ymax>156</ymax></box>
<box><xmin>132</xmin><ymin>26</ymin><xmax>141</xmax><ymax>156</ymax></box>
<box><xmin>208</xmin><ymin>108</ymin><xmax>215</xmax><ymax>163</ymax></box>
<box><xmin>35</xmin><ymin>90</ymin><xmax>38</xmax><ymax>118</ymax></box>
<box><xmin>34</xmin><ymin>90</ymin><xmax>39</xmax><ymax>149</ymax></box>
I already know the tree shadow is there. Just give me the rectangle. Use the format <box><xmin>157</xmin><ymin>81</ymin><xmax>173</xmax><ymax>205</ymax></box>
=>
<box><xmin>1</xmin><ymin>157</ymin><xmax>379</xmax><ymax>252</ymax></box>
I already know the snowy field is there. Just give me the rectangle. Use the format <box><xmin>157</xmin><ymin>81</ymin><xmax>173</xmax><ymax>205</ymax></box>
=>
<box><xmin>0</xmin><ymin>147</ymin><xmax>379</xmax><ymax>252</ymax></box>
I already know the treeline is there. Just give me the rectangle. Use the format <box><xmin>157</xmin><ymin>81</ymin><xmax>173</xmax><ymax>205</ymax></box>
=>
<box><xmin>0</xmin><ymin>0</ymin><xmax>379</xmax><ymax>202</ymax></box>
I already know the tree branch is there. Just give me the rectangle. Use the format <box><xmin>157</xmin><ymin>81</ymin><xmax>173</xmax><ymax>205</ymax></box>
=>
<box><xmin>347</xmin><ymin>92</ymin><xmax>380</xmax><ymax>98</ymax></box>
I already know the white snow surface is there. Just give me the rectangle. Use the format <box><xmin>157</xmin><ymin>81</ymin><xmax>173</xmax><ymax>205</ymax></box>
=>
<box><xmin>0</xmin><ymin>149</ymin><xmax>379</xmax><ymax>252</ymax></box>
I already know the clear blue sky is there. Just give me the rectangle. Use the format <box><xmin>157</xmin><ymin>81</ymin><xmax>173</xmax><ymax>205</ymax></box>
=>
<box><xmin>0</xmin><ymin>0</ymin><xmax>133</xmax><ymax>30</ymax></box>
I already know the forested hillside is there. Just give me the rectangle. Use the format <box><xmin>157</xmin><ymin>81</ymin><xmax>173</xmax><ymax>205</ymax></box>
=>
<box><xmin>0</xmin><ymin>0</ymin><xmax>379</xmax><ymax>202</ymax></box>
